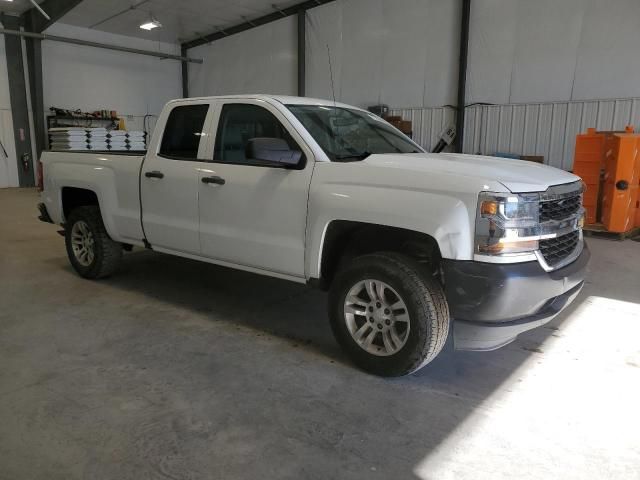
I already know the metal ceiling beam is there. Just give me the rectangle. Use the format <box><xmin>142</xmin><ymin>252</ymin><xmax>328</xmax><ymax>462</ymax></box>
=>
<box><xmin>90</xmin><ymin>0</ymin><xmax>150</xmax><ymax>29</ymax></box>
<box><xmin>0</xmin><ymin>28</ymin><xmax>204</xmax><ymax>63</ymax></box>
<box><xmin>454</xmin><ymin>0</ymin><xmax>471</xmax><ymax>153</ymax></box>
<box><xmin>181</xmin><ymin>0</ymin><xmax>336</xmax><ymax>51</ymax></box>
<box><xmin>23</xmin><ymin>0</ymin><xmax>84</xmax><ymax>33</ymax></box>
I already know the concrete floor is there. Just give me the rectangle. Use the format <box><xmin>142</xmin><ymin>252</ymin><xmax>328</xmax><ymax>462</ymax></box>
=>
<box><xmin>0</xmin><ymin>187</ymin><xmax>639</xmax><ymax>480</ymax></box>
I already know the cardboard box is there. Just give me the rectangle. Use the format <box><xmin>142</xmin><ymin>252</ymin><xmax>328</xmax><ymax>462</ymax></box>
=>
<box><xmin>399</xmin><ymin>120</ymin><xmax>412</xmax><ymax>134</ymax></box>
<box><xmin>520</xmin><ymin>155</ymin><xmax>545</xmax><ymax>164</ymax></box>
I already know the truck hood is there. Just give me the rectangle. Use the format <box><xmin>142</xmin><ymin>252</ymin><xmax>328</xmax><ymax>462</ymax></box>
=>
<box><xmin>363</xmin><ymin>152</ymin><xmax>579</xmax><ymax>193</ymax></box>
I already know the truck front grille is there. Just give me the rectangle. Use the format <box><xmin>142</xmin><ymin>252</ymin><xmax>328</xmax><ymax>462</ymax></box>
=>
<box><xmin>539</xmin><ymin>231</ymin><xmax>580</xmax><ymax>267</ymax></box>
<box><xmin>539</xmin><ymin>194</ymin><xmax>582</xmax><ymax>222</ymax></box>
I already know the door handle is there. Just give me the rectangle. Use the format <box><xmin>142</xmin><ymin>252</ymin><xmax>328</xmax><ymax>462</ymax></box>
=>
<box><xmin>202</xmin><ymin>175</ymin><xmax>225</xmax><ymax>185</ymax></box>
<box><xmin>145</xmin><ymin>170</ymin><xmax>164</xmax><ymax>179</ymax></box>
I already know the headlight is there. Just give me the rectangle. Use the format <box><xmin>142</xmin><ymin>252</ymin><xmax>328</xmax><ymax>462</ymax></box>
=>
<box><xmin>475</xmin><ymin>192</ymin><xmax>540</xmax><ymax>255</ymax></box>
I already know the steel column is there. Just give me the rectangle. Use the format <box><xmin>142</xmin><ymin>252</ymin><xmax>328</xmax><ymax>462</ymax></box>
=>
<box><xmin>297</xmin><ymin>10</ymin><xmax>306</xmax><ymax>97</ymax></box>
<box><xmin>181</xmin><ymin>46</ymin><xmax>189</xmax><ymax>98</ymax></box>
<box><xmin>454</xmin><ymin>0</ymin><xmax>471</xmax><ymax>153</ymax></box>
<box><xmin>0</xmin><ymin>15</ymin><xmax>35</xmax><ymax>186</ymax></box>
<box><xmin>23</xmin><ymin>16</ymin><xmax>46</xmax><ymax>160</ymax></box>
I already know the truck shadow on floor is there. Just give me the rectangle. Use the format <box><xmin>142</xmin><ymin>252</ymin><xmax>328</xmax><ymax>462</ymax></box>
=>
<box><xmin>45</xmin><ymin>247</ymin><xmax>591</xmax><ymax>479</ymax></box>
<box><xmin>100</xmin><ymin>249</ymin><xmax>346</xmax><ymax>363</ymax></box>
<box><xmin>97</xmin><ymin>248</ymin><xmax>582</xmax><ymax>385</ymax></box>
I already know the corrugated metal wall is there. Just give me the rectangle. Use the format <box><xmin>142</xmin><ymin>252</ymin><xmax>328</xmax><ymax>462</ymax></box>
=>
<box><xmin>388</xmin><ymin>107</ymin><xmax>457</xmax><ymax>154</ymax></box>
<box><xmin>391</xmin><ymin>97</ymin><xmax>640</xmax><ymax>170</ymax></box>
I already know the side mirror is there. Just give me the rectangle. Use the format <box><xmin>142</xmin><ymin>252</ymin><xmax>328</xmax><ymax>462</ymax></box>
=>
<box><xmin>246</xmin><ymin>137</ymin><xmax>303</xmax><ymax>168</ymax></box>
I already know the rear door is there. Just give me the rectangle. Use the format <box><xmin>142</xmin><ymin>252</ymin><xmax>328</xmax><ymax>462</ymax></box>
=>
<box><xmin>140</xmin><ymin>102</ymin><xmax>212</xmax><ymax>254</ymax></box>
<box><xmin>197</xmin><ymin>99</ymin><xmax>314</xmax><ymax>278</ymax></box>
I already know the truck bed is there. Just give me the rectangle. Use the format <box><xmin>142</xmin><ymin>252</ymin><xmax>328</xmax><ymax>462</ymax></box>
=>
<box><xmin>40</xmin><ymin>150</ymin><xmax>146</xmax><ymax>246</ymax></box>
<box><xmin>48</xmin><ymin>149</ymin><xmax>146</xmax><ymax>156</ymax></box>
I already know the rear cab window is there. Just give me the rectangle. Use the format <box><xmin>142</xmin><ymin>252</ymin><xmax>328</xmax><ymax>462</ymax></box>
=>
<box><xmin>159</xmin><ymin>104</ymin><xmax>209</xmax><ymax>160</ymax></box>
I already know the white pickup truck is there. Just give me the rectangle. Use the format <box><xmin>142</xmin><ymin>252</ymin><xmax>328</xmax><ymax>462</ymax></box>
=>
<box><xmin>38</xmin><ymin>94</ymin><xmax>589</xmax><ymax>376</ymax></box>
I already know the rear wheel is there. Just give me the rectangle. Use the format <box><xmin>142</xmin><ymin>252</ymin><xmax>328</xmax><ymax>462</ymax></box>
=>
<box><xmin>65</xmin><ymin>205</ymin><xmax>122</xmax><ymax>279</ymax></box>
<box><xmin>328</xmin><ymin>252</ymin><xmax>449</xmax><ymax>376</ymax></box>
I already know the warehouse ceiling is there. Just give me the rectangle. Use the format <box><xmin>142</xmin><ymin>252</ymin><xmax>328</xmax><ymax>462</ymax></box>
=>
<box><xmin>0</xmin><ymin>0</ymin><xmax>46</xmax><ymax>15</ymax></box>
<box><xmin>56</xmin><ymin>0</ymin><xmax>305</xmax><ymax>44</ymax></box>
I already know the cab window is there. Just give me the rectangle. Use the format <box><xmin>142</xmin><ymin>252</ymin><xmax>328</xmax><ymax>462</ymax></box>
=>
<box><xmin>213</xmin><ymin>104</ymin><xmax>301</xmax><ymax>165</ymax></box>
<box><xmin>159</xmin><ymin>104</ymin><xmax>209</xmax><ymax>160</ymax></box>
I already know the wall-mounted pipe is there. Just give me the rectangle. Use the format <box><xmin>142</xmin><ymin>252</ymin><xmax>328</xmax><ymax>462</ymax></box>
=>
<box><xmin>0</xmin><ymin>28</ymin><xmax>203</xmax><ymax>64</ymax></box>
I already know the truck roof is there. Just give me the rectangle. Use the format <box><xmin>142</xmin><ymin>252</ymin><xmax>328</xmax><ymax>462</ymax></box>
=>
<box><xmin>167</xmin><ymin>94</ymin><xmax>357</xmax><ymax>109</ymax></box>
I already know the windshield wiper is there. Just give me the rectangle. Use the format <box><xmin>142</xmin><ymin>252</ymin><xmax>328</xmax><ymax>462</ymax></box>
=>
<box><xmin>334</xmin><ymin>151</ymin><xmax>372</xmax><ymax>161</ymax></box>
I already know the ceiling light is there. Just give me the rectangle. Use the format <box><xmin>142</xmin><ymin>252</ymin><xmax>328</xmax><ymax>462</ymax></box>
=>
<box><xmin>139</xmin><ymin>17</ymin><xmax>161</xmax><ymax>30</ymax></box>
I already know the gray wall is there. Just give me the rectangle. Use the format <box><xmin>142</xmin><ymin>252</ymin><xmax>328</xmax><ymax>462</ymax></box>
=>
<box><xmin>186</xmin><ymin>0</ymin><xmax>640</xmax><ymax>169</ymax></box>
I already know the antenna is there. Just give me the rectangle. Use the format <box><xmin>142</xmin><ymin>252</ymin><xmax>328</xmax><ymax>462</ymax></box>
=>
<box><xmin>326</xmin><ymin>44</ymin><xmax>336</xmax><ymax>106</ymax></box>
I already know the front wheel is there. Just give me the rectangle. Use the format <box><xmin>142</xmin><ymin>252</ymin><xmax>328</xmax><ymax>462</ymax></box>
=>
<box><xmin>65</xmin><ymin>205</ymin><xmax>122</xmax><ymax>279</ymax></box>
<box><xmin>328</xmin><ymin>252</ymin><xmax>449</xmax><ymax>376</ymax></box>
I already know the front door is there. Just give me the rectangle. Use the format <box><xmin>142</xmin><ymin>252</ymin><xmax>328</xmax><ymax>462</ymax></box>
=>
<box><xmin>141</xmin><ymin>102</ymin><xmax>211</xmax><ymax>254</ymax></box>
<box><xmin>198</xmin><ymin>100</ymin><xmax>314</xmax><ymax>278</ymax></box>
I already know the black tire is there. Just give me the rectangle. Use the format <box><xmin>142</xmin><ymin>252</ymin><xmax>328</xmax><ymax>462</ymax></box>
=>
<box><xmin>328</xmin><ymin>252</ymin><xmax>449</xmax><ymax>377</ymax></box>
<box><xmin>65</xmin><ymin>205</ymin><xmax>122</xmax><ymax>279</ymax></box>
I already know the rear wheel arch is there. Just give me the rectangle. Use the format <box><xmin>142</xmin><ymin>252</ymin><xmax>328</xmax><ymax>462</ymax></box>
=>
<box><xmin>61</xmin><ymin>187</ymin><xmax>100</xmax><ymax>221</ymax></box>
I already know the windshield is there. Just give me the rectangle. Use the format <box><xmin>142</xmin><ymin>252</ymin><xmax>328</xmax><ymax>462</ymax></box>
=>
<box><xmin>286</xmin><ymin>105</ymin><xmax>423</xmax><ymax>161</ymax></box>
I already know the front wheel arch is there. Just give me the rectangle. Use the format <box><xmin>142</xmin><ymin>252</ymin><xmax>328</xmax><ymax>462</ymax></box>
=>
<box><xmin>316</xmin><ymin>221</ymin><xmax>444</xmax><ymax>289</ymax></box>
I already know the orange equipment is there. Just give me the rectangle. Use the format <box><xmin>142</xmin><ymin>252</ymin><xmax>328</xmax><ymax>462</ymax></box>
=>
<box><xmin>637</xmin><ymin>191</ymin><xmax>640</xmax><ymax>227</ymax></box>
<box><xmin>572</xmin><ymin>126</ymin><xmax>640</xmax><ymax>233</ymax></box>
<box><xmin>601</xmin><ymin>130</ymin><xmax>640</xmax><ymax>232</ymax></box>
<box><xmin>573</xmin><ymin>128</ymin><xmax>604</xmax><ymax>225</ymax></box>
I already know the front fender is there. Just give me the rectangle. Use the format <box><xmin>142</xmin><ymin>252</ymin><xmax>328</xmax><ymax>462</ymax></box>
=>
<box><xmin>305</xmin><ymin>183</ymin><xmax>477</xmax><ymax>279</ymax></box>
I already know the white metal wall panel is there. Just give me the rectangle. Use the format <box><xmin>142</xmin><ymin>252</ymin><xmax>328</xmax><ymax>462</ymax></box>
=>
<box><xmin>0</xmin><ymin>110</ymin><xmax>18</xmax><ymax>189</ymax></box>
<box><xmin>188</xmin><ymin>16</ymin><xmax>297</xmax><ymax>98</ymax></box>
<box><xmin>394</xmin><ymin>97</ymin><xmax>640</xmax><ymax>171</ymax></box>
<box><xmin>468</xmin><ymin>0</ymin><xmax>640</xmax><ymax>105</ymax></box>
<box><xmin>0</xmin><ymin>32</ymin><xmax>18</xmax><ymax>188</ymax></box>
<box><xmin>573</xmin><ymin>0</ymin><xmax>640</xmax><ymax>101</ymax></box>
<box><xmin>42</xmin><ymin>24</ymin><xmax>181</xmax><ymax>123</ymax></box>
<box><xmin>306</xmin><ymin>0</ymin><xmax>459</xmax><ymax>109</ymax></box>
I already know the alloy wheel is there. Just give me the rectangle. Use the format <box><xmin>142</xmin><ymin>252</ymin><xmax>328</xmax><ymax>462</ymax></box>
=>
<box><xmin>343</xmin><ymin>279</ymin><xmax>411</xmax><ymax>356</ymax></box>
<box><xmin>71</xmin><ymin>220</ymin><xmax>95</xmax><ymax>267</ymax></box>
